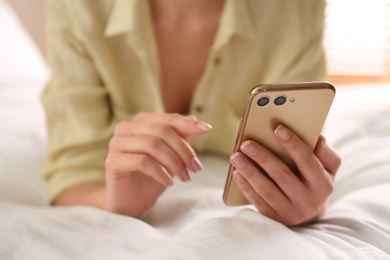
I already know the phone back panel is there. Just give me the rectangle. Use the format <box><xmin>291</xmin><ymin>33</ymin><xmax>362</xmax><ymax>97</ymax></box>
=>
<box><xmin>223</xmin><ymin>82</ymin><xmax>335</xmax><ymax>206</ymax></box>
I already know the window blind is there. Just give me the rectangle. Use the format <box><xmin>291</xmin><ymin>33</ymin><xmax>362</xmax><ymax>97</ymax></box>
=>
<box><xmin>325</xmin><ymin>0</ymin><xmax>390</xmax><ymax>79</ymax></box>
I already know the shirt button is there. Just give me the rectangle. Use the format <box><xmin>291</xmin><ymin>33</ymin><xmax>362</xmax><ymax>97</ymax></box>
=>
<box><xmin>213</xmin><ymin>56</ymin><xmax>221</xmax><ymax>65</ymax></box>
<box><xmin>195</xmin><ymin>106</ymin><xmax>203</xmax><ymax>113</ymax></box>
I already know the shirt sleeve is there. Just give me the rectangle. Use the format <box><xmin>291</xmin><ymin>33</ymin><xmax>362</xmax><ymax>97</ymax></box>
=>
<box><xmin>41</xmin><ymin>0</ymin><xmax>115</xmax><ymax>202</ymax></box>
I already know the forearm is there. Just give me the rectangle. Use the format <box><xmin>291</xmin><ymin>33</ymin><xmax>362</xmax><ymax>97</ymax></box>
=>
<box><xmin>52</xmin><ymin>183</ymin><xmax>107</xmax><ymax>209</ymax></box>
<box><xmin>52</xmin><ymin>178</ymin><xmax>165</xmax><ymax>217</ymax></box>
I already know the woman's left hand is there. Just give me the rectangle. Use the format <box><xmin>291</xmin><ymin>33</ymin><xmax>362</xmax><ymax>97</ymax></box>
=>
<box><xmin>230</xmin><ymin>125</ymin><xmax>341</xmax><ymax>226</ymax></box>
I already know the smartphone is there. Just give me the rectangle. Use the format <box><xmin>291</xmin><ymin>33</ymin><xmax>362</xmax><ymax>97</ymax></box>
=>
<box><xmin>223</xmin><ymin>81</ymin><xmax>336</xmax><ymax>206</ymax></box>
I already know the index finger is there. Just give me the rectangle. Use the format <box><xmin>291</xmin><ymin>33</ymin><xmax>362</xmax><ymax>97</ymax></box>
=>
<box><xmin>274</xmin><ymin>125</ymin><xmax>330</xmax><ymax>185</ymax></box>
<box><xmin>132</xmin><ymin>113</ymin><xmax>212</xmax><ymax>137</ymax></box>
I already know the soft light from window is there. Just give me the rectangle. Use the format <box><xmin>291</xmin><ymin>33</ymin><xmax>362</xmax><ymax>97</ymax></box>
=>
<box><xmin>325</xmin><ymin>0</ymin><xmax>390</xmax><ymax>78</ymax></box>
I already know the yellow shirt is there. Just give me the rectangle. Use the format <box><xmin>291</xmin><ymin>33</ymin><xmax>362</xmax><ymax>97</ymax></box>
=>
<box><xmin>42</xmin><ymin>0</ymin><xmax>326</xmax><ymax>202</ymax></box>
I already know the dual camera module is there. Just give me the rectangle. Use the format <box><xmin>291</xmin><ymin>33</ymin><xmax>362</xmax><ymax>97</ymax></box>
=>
<box><xmin>257</xmin><ymin>96</ymin><xmax>290</xmax><ymax>107</ymax></box>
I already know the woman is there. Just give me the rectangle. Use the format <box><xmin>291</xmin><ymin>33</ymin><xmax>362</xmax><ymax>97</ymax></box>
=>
<box><xmin>42</xmin><ymin>0</ymin><xmax>341</xmax><ymax>226</ymax></box>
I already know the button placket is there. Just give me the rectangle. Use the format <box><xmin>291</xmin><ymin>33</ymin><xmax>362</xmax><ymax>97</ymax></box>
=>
<box><xmin>213</xmin><ymin>56</ymin><xmax>222</xmax><ymax>66</ymax></box>
<box><xmin>195</xmin><ymin>105</ymin><xmax>203</xmax><ymax>113</ymax></box>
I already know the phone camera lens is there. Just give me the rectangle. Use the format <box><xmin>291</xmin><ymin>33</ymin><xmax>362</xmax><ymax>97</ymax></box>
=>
<box><xmin>257</xmin><ymin>97</ymin><xmax>270</xmax><ymax>107</ymax></box>
<box><xmin>274</xmin><ymin>96</ymin><xmax>287</xmax><ymax>106</ymax></box>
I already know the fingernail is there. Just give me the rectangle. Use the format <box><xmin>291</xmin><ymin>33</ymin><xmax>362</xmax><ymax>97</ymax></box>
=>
<box><xmin>191</xmin><ymin>157</ymin><xmax>203</xmax><ymax>172</ymax></box>
<box><xmin>166</xmin><ymin>177</ymin><xmax>174</xmax><ymax>186</ymax></box>
<box><xmin>275</xmin><ymin>125</ymin><xmax>290</xmax><ymax>141</ymax></box>
<box><xmin>241</xmin><ymin>141</ymin><xmax>258</xmax><ymax>156</ymax></box>
<box><xmin>230</xmin><ymin>153</ymin><xmax>246</xmax><ymax>168</ymax></box>
<box><xmin>182</xmin><ymin>169</ymin><xmax>191</xmax><ymax>182</ymax></box>
<box><xmin>321</xmin><ymin>136</ymin><xmax>327</xmax><ymax>150</ymax></box>
<box><xmin>233</xmin><ymin>169</ymin><xmax>244</xmax><ymax>182</ymax></box>
<box><xmin>196</xmin><ymin>121</ymin><xmax>212</xmax><ymax>131</ymax></box>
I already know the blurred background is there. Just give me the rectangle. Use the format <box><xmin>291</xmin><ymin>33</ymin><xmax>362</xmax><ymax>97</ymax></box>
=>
<box><xmin>5</xmin><ymin>0</ymin><xmax>390</xmax><ymax>86</ymax></box>
<box><xmin>325</xmin><ymin>0</ymin><xmax>390</xmax><ymax>84</ymax></box>
<box><xmin>6</xmin><ymin>0</ymin><xmax>46</xmax><ymax>56</ymax></box>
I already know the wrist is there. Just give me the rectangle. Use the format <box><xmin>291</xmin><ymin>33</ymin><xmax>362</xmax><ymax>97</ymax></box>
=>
<box><xmin>53</xmin><ymin>182</ymin><xmax>107</xmax><ymax>209</ymax></box>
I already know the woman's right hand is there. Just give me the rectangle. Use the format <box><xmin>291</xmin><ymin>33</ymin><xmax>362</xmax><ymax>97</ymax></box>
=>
<box><xmin>103</xmin><ymin>112</ymin><xmax>212</xmax><ymax>216</ymax></box>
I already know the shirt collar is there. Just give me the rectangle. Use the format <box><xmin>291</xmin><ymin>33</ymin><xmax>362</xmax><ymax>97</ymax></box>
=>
<box><xmin>213</xmin><ymin>0</ymin><xmax>256</xmax><ymax>50</ymax></box>
<box><xmin>220</xmin><ymin>0</ymin><xmax>255</xmax><ymax>38</ymax></box>
<box><xmin>104</xmin><ymin>0</ymin><xmax>148</xmax><ymax>37</ymax></box>
<box><xmin>104</xmin><ymin>0</ymin><xmax>255</xmax><ymax>39</ymax></box>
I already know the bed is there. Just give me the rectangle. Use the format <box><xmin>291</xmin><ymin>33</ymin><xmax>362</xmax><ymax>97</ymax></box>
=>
<box><xmin>1</xmin><ymin>1</ymin><xmax>390</xmax><ymax>259</ymax></box>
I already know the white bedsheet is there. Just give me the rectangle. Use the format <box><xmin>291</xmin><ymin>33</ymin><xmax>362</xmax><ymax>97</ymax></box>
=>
<box><xmin>1</xmin><ymin>0</ymin><xmax>390</xmax><ymax>259</ymax></box>
<box><xmin>1</xmin><ymin>82</ymin><xmax>390</xmax><ymax>260</ymax></box>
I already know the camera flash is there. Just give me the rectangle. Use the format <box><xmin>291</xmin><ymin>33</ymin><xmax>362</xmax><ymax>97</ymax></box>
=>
<box><xmin>290</xmin><ymin>98</ymin><xmax>295</xmax><ymax>102</ymax></box>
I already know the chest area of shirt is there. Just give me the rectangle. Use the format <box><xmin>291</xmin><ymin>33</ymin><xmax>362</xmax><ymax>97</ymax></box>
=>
<box><xmin>153</xmin><ymin>23</ymin><xmax>219</xmax><ymax>114</ymax></box>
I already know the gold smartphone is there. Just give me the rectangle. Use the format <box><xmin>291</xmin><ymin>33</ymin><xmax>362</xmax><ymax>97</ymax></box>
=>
<box><xmin>223</xmin><ymin>81</ymin><xmax>336</xmax><ymax>206</ymax></box>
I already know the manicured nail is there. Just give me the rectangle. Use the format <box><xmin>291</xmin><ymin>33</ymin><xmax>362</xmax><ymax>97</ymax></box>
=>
<box><xmin>230</xmin><ymin>153</ymin><xmax>246</xmax><ymax>168</ymax></box>
<box><xmin>275</xmin><ymin>125</ymin><xmax>290</xmax><ymax>141</ymax></box>
<box><xmin>241</xmin><ymin>141</ymin><xmax>258</xmax><ymax>156</ymax></box>
<box><xmin>191</xmin><ymin>157</ymin><xmax>203</xmax><ymax>172</ymax></box>
<box><xmin>166</xmin><ymin>177</ymin><xmax>174</xmax><ymax>186</ymax></box>
<box><xmin>233</xmin><ymin>169</ymin><xmax>244</xmax><ymax>182</ymax></box>
<box><xmin>196</xmin><ymin>121</ymin><xmax>212</xmax><ymax>131</ymax></box>
<box><xmin>321</xmin><ymin>136</ymin><xmax>327</xmax><ymax>150</ymax></box>
<box><xmin>182</xmin><ymin>169</ymin><xmax>191</xmax><ymax>182</ymax></box>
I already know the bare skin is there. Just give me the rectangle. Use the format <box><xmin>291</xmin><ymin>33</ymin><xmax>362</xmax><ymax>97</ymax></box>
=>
<box><xmin>53</xmin><ymin>0</ymin><xmax>341</xmax><ymax>226</ymax></box>
<box><xmin>230</xmin><ymin>126</ymin><xmax>341</xmax><ymax>226</ymax></box>
<box><xmin>54</xmin><ymin>113</ymin><xmax>213</xmax><ymax>217</ymax></box>
<box><xmin>151</xmin><ymin>0</ymin><xmax>225</xmax><ymax>114</ymax></box>
<box><xmin>54</xmin><ymin>0</ymin><xmax>223</xmax><ymax>217</ymax></box>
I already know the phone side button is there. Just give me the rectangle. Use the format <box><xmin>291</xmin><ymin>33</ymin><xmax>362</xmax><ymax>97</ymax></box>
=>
<box><xmin>238</xmin><ymin>118</ymin><xmax>243</xmax><ymax>134</ymax></box>
<box><xmin>233</xmin><ymin>118</ymin><xmax>244</xmax><ymax>151</ymax></box>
